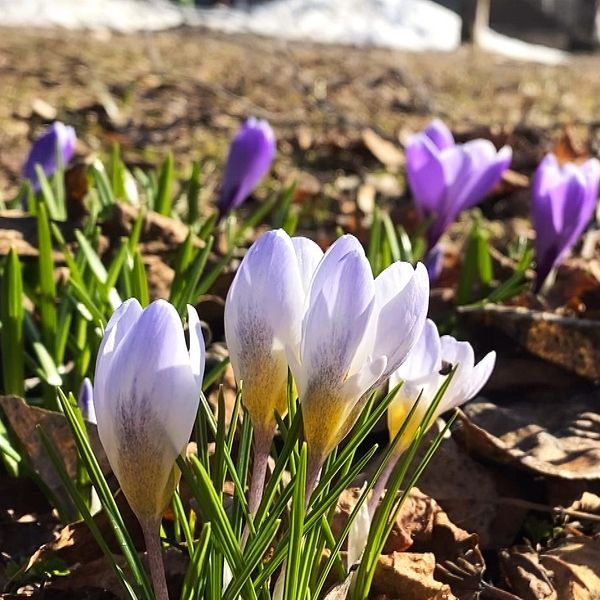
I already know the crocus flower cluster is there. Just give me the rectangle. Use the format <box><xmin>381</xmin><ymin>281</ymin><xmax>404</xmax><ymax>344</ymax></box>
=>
<box><xmin>23</xmin><ymin>121</ymin><xmax>77</xmax><ymax>191</ymax></box>
<box><xmin>225</xmin><ymin>229</ymin><xmax>429</xmax><ymax>493</ymax></box>
<box><xmin>406</xmin><ymin>120</ymin><xmax>512</xmax><ymax>250</ymax></box>
<box><xmin>531</xmin><ymin>153</ymin><xmax>600</xmax><ymax>291</ymax></box>
<box><xmin>217</xmin><ymin>117</ymin><xmax>276</xmax><ymax>217</ymax></box>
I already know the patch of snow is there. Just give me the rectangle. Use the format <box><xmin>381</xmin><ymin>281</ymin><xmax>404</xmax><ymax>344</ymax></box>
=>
<box><xmin>185</xmin><ymin>0</ymin><xmax>462</xmax><ymax>52</ymax></box>
<box><xmin>477</xmin><ymin>27</ymin><xmax>568</xmax><ymax>65</ymax></box>
<box><xmin>0</xmin><ymin>0</ymin><xmax>569</xmax><ymax>64</ymax></box>
<box><xmin>0</xmin><ymin>0</ymin><xmax>183</xmax><ymax>33</ymax></box>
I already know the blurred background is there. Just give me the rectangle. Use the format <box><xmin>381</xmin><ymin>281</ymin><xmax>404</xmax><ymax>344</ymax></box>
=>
<box><xmin>1</xmin><ymin>0</ymin><xmax>600</xmax><ymax>202</ymax></box>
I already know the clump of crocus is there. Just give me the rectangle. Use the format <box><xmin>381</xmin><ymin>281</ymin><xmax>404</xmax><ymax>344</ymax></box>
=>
<box><xmin>406</xmin><ymin>119</ymin><xmax>512</xmax><ymax>249</ymax></box>
<box><xmin>225</xmin><ymin>229</ymin><xmax>322</xmax><ymax>516</ymax></box>
<box><xmin>532</xmin><ymin>153</ymin><xmax>600</xmax><ymax>292</ymax></box>
<box><xmin>368</xmin><ymin>319</ymin><xmax>495</xmax><ymax>515</ymax></box>
<box><xmin>23</xmin><ymin>121</ymin><xmax>77</xmax><ymax>191</ymax></box>
<box><xmin>217</xmin><ymin>117</ymin><xmax>276</xmax><ymax>218</ymax></box>
<box><xmin>286</xmin><ymin>235</ymin><xmax>430</xmax><ymax>494</ymax></box>
<box><xmin>94</xmin><ymin>299</ymin><xmax>205</xmax><ymax>600</ymax></box>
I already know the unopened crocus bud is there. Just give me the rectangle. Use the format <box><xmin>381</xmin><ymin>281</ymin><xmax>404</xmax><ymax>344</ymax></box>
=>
<box><xmin>287</xmin><ymin>235</ymin><xmax>429</xmax><ymax>476</ymax></box>
<box><xmin>78</xmin><ymin>377</ymin><xmax>96</xmax><ymax>424</ymax></box>
<box><xmin>532</xmin><ymin>153</ymin><xmax>600</xmax><ymax>291</ymax></box>
<box><xmin>93</xmin><ymin>299</ymin><xmax>205</xmax><ymax>523</ymax></box>
<box><xmin>406</xmin><ymin>119</ymin><xmax>511</xmax><ymax>249</ymax></box>
<box><xmin>23</xmin><ymin>121</ymin><xmax>77</xmax><ymax>191</ymax></box>
<box><xmin>217</xmin><ymin>118</ymin><xmax>276</xmax><ymax>217</ymax></box>
<box><xmin>388</xmin><ymin>319</ymin><xmax>495</xmax><ymax>450</ymax></box>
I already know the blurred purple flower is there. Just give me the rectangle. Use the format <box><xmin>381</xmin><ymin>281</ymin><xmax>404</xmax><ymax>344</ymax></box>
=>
<box><xmin>78</xmin><ymin>377</ymin><xmax>96</xmax><ymax>424</ymax></box>
<box><xmin>217</xmin><ymin>117</ymin><xmax>276</xmax><ymax>217</ymax></box>
<box><xmin>23</xmin><ymin>122</ymin><xmax>76</xmax><ymax>191</ymax></box>
<box><xmin>423</xmin><ymin>245</ymin><xmax>444</xmax><ymax>284</ymax></box>
<box><xmin>406</xmin><ymin>119</ymin><xmax>512</xmax><ymax>249</ymax></box>
<box><xmin>532</xmin><ymin>153</ymin><xmax>600</xmax><ymax>291</ymax></box>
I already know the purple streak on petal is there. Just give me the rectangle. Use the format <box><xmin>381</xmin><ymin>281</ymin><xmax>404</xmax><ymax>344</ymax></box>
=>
<box><xmin>23</xmin><ymin>122</ymin><xmax>76</xmax><ymax>192</ymax></box>
<box><xmin>532</xmin><ymin>153</ymin><xmax>598</xmax><ymax>291</ymax></box>
<box><xmin>423</xmin><ymin>119</ymin><xmax>454</xmax><ymax>151</ymax></box>
<box><xmin>217</xmin><ymin>117</ymin><xmax>276</xmax><ymax>217</ymax></box>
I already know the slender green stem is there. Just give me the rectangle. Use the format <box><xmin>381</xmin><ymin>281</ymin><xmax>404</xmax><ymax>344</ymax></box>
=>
<box><xmin>140</xmin><ymin>518</ymin><xmax>169</xmax><ymax>600</ymax></box>
<box><xmin>248</xmin><ymin>428</ymin><xmax>273</xmax><ymax>518</ymax></box>
<box><xmin>305</xmin><ymin>452</ymin><xmax>323</xmax><ymax>506</ymax></box>
<box><xmin>367</xmin><ymin>453</ymin><xmax>399</xmax><ymax>518</ymax></box>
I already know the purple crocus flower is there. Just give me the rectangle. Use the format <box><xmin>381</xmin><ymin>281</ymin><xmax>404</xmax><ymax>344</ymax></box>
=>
<box><xmin>423</xmin><ymin>245</ymin><xmax>444</xmax><ymax>284</ymax></box>
<box><xmin>78</xmin><ymin>377</ymin><xmax>96</xmax><ymax>424</ymax></box>
<box><xmin>217</xmin><ymin>117</ymin><xmax>276</xmax><ymax>217</ymax></box>
<box><xmin>23</xmin><ymin>121</ymin><xmax>77</xmax><ymax>191</ymax></box>
<box><xmin>532</xmin><ymin>153</ymin><xmax>600</xmax><ymax>291</ymax></box>
<box><xmin>406</xmin><ymin>119</ymin><xmax>512</xmax><ymax>249</ymax></box>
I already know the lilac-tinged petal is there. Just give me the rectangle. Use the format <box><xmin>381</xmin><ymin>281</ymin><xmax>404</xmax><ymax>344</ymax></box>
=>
<box><xmin>423</xmin><ymin>119</ymin><xmax>454</xmax><ymax>151</ymax></box>
<box><xmin>300</xmin><ymin>250</ymin><xmax>375</xmax><ymax>384</ymax></box>
<box><xmin>98</xmin><ymin>300</ymin><xmax>200</xmax><ymax>519</ymax></box>
<box><xmin>292</xmin><ymin>236</ymin><xmax>324</xmax><ymax>294</ymax></box>
<box><xmin>393</xmin><ymin>319</ymin><xmax>441</xmax><ymax>383</ymax></box>
<box><xmin>94</xmin><ymin>298</ymin><xmax>143</xmax><ymax>412</ymax></box>
<box><xmin>217</xmin><ymin>118</ymin><xmax>276</xmax><ymax>216</ymax></box>
<box><xmin>225</xmin><ymin>229</ymin><xmax>304</xmax><ymax>431</ymax></box>
<box><xmin>370</xmin><ymin>262</ymin><xmax>429</xmax><ymax>378</ymax></box>
<box><xmin>187</xmin><ymin>305</ymin><xmax>206</xmax><ymax>390</ymax></box>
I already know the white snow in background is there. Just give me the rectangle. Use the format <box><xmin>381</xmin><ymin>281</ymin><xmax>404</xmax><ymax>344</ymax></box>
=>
<box><xmin>0</xmin><ymin>0</ymin><xmax>184</xmax><ymax>32</ymax></box>
<box><xmin>185</xmin><ymin>0</ymin><xmax>461</xmax><ymax>52</ymax></box>
<box><xmin>0</xmin><ymin>0</ymin><xmax>568</xmax><ymax>63</ymax></box>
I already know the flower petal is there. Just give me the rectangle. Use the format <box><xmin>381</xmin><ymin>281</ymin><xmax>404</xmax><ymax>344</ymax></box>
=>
<box><xmin>371</xmin><ymin>261</ymin><xmax>429</xmax><ymax>378</ymax></box>
<box><xmin>392</xmin><ymin>318</ymin><xmax>441</xmax><ymax>383</ymax></box>
<box><xmin>292</xmin><ymin>236</ymin><xmax>324</xmax><ymax>294</ymax></box>
<box><xmin>224</xmin><ymin>229</ymin><xmax>304</xmax><ymax>430</ymax></box>
<box><xmin>423</xmin><ymin>119</ymin><xmax>454</xmax><ymax>151</ymax></box>
<box><xmin>187</xmin><ymin>304</ymin><xmax>206</xmax><ymax>390</ymax></box>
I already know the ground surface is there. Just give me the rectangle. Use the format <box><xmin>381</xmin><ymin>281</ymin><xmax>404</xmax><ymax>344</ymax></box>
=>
<box><xmin>2</xmin><ymin>26</ymin><xmax>600</xmax><ymax>201</ymax></box>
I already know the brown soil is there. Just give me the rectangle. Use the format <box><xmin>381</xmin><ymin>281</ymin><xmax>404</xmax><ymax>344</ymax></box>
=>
<box><xmin>1</xmin><ymin>26</ymin><xmax>600</xmax><ymax>198</ymax></box>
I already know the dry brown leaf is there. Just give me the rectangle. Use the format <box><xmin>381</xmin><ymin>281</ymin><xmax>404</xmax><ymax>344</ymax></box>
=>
<box><xmin>0</xmin><ymin>396</ymin><xmax>110</xmax><ymax>514</ymax></box>
<box><xmin>372</xmin><ymin>551</ymin><xmax>457</xmax><ymax>600</ymax></box>
<box><xmin>500</xmin><ymin>545</ymin><xmax>557</xmax><ymax>600</ymax></box>
<box><xmin>361</xmin><ymin>128</ymin><xmax>404</xmax><ymax>172</ymax></box>
<box><xmin>459</xmin><ymin>305</ymin><xmax>600</xmax><ymax>380</ymax></box>
<box><xmin>457</xmin><ymin>389</ymin><xmax>600</xmax><ymax>480</ymax></box>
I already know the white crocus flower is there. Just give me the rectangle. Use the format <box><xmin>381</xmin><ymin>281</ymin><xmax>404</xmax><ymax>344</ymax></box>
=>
<box><xmin>94</xmin><ymin>299</ymin><xmax>204</xmax><ymax>523</ymax></box>
<box><xmin>224</xmin><ymin>229</ymin><xmax>323</xmax><ymax>516</ymax></box>
<box><xmin>388</xmin><ymin>318</ymin><xmax>496</xmax><ymax>450</ymax></box>
<box><xmin>287</xmin><ymin>234</ymin><xmax>429</xmax><ymax>485</ymax></box>
<box><xmin>93</xmin><ymin>298</ymin><xmax>205</xmax><ymax>600</ymax></box>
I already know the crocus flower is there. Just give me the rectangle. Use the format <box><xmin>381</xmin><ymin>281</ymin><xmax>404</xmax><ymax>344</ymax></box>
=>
<box><xmin>23</xmin><ymin>121</ymin><xmax>77</xmax><ymax>191</ymax></box>
<box><xmin>532</xmin><ymin>153</ymin><xmax>600</xmax><ymax>291</ymax></box>
<box><xmin>94</xmin><ymin>299</ymin><xmax>205</xmax><ymax>523</ymax></box>
<box><xmin>225</xmin><ymin>229</ymin><xmax>322</xmax><ymax>515</ymax></box>
<box><xmin>217</xmin><ymin>117</ymin><xmax>276</xmax><ymax>217</ymax></box>
<box><xmin>423</xmin><ymin>245</ymin><xmax>444</xmax><ymax>284</ymax></box>
<box><xmin>78</xmin><ymin>377</ymin><xmax>96</xmax><ymax>424</ymax></box>
<box><xmin>387</xmin><ymin>319</ymin><xmax>496</xmax><ymax>450</ymax></box>
<box><xmin>287</xmin><ymin>235</ymin><xmax>429</xmax><ymax>483</ymax></box>
<box><xmin>365</xmin><ymin>319</ymin><xmax>495</xmax><ymax>518</ymax></box>
<box><xmin>406</xmin><ymin>119</ymin><xmax>512</xmax><ymax>249</ymax></box>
